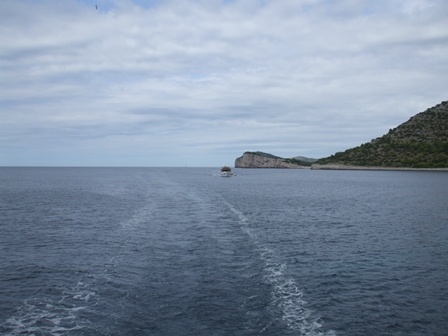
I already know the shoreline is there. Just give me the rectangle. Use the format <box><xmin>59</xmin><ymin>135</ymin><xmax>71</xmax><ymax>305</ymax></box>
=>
<box><xmin>310</xmin><ymin>164</ymin><xmax>448</xmax><ymax>171</ymax></box>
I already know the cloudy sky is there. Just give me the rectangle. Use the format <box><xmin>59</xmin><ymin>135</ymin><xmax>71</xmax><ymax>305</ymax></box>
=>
<box><xmin>1</xmin><ymin>0</ymin><xmax>447</xmax><ymax>167</ymax></box>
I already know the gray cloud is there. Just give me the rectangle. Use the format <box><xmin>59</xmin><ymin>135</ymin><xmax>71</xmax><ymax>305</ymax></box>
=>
<box><xmin>1</xmin><ymin>0</ymin><xmax>447</xmax><ymax>166</ymax></box>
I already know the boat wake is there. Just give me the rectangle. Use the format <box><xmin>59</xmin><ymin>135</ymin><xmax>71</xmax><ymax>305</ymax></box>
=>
<box><xmin>1</xmin><ymin>277</ymin><xmax>97</xmax><ymax>336</ymax></box>
<box><xmin>225</xmin><ymin>201</ymin><xmax>335</xmax><ymax>336</ymax></box>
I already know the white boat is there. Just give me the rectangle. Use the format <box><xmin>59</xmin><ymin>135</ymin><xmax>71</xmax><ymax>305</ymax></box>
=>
<box><xmin>220</xmin><ymin>166</ymin><xmax>233</xmax><ymax>177</ymax></box>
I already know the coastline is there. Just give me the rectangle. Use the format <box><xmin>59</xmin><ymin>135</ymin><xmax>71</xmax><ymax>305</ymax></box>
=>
<box><xmin>311</xmin><ymin>164</ymin><xmax>448</xmax><ymax>171</ymax></box>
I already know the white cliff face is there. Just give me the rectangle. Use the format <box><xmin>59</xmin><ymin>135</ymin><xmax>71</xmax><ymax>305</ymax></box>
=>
<box><xmin>234</xmin><ymin>153</ymin><xmax>304</xmax><ymax>168</ymax></box>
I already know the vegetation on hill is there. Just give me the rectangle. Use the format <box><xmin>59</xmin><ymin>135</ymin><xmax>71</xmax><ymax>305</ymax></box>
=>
<box><xmin>282</xmin><ymin>158</ymin><xmax>313</xmax><ymax>167</ymax></box>
<box><xmin>316</xmin><ymin>101</ymin><xmax>448</xmax><ymax>168</ymax></box>
<box><xmin>245</xmin><ymin>151</ymin><xmax>282</xmax><ymax>159</ymax></box>
<box><xmin>293</xmin><ymin>156</ymin><xmax>318</xmax><ymax>163</ymax></box>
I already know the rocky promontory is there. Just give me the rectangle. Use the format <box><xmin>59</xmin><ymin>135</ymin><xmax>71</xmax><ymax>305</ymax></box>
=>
<box><xmin>235</xmin><ymin>152</ymin><xmax>312</xmax><ymax>168</ymax></box>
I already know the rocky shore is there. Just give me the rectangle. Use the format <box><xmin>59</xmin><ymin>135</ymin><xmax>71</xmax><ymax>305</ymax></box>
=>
<box><xmin>311</xmin><ymin>164</ymin><xmax>448</xmax><ymax>171</ymax></box>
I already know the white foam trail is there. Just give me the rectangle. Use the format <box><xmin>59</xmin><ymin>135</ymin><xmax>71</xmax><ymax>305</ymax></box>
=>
<box><xmin>1</xmin><ymin>279</ymin><xmax>95</xmax><ymax>336</ymax></box>
<box><xmin>120</xmin><ymin>204</ymin><xmax>152</xmax><ymax>232</ymax></box>
<box><xmin>225</xmin><ymin>201</ymin><xmax>336</xmax><ymax>336</ymax></box>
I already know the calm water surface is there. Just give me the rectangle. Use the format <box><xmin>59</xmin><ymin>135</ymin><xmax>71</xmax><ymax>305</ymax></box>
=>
<box><xmin>0</xmin><ymin>167</ymin><xmax>447</xmax><ymax>335</ymax></box>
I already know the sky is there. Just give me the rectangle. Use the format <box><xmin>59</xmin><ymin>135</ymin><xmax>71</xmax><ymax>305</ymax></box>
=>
<box><xmin>1</xmin><ymin>0</ymin><xmax>447</xmax><ymax>167</ymax></box>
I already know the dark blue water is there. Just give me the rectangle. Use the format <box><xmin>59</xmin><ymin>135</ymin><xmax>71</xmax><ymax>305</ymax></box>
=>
<box><xmin>1</xmin><ymin>167</ymin><xmax>447</xmax><ymax>336</ymax></box>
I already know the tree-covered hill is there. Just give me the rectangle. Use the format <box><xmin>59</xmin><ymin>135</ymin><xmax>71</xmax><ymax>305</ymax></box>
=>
<box><xmin>316</xmin><ymin>101</ymin><xmax>448</xmax><ymax>168</ymax></box>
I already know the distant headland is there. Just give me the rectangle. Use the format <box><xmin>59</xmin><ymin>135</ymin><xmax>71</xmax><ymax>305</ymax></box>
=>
<box><xmin>235</xmin><ymin>100</ymin><xmax>448</xmax><ymax>170</ymax></box>
<box><xmin>235</xmin><ymin>152</ymin><xmax>316</xmax><ymax>168</ymax></box>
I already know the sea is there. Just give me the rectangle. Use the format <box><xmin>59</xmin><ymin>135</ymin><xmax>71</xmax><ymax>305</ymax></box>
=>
<box><xmin>0</xmin><ymin>167</ymin><xmax>447</xmax><ymax>336</ymax></box>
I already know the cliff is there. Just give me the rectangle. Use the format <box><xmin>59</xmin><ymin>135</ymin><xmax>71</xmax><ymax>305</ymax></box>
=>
<box><xmin>235</xmin><ymin>152</ymin><xmax>310</xmax><ymax>168</ymax></box>
<box><xmin>314</xmin><ymin>100</ymin><xmax>448</xmax><ymax>168</ymax></box>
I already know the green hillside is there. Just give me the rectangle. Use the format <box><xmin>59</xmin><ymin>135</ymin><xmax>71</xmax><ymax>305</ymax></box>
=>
<box><xmin>316</xmin><ymin>101</ymin><xmax>448</xmax><ymax>168</ymax></box>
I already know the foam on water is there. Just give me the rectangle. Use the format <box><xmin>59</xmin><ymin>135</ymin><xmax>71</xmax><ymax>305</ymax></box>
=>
<box><xmin>226</xmin><ymin>202</ymin><xmax>335</xmax><ymax>335</ymax></box>
<box><xmin>1</xmin><ymin>279</ymin><xmax>96</xmax><ymax>336</ymax></box>
<box><xmin>120</xmin><ymin>203</ymin><xmax>152</xmax><ymax>232</ymax></box>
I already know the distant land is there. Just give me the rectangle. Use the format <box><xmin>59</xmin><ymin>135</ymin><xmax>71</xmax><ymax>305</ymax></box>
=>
<box><xmin>235</xmin><ymin>151</ymin><xmax>317</xmax><ymax>168</ymax></box>
<box><xmin>235</xmin><ymin>100</ymin><xmax>448</xmax><ymax>170</ymax></box>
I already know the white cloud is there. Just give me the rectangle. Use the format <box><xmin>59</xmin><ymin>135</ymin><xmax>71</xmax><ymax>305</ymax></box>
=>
<box><xmin>1</xmin><ymin>0</ymin><xmax>447</xmax><ymax>166</ymax></box>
